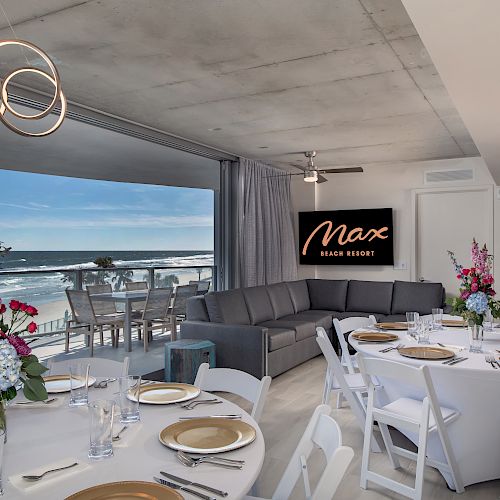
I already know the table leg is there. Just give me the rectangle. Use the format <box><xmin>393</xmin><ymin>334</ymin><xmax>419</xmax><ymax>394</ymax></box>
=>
<box><xmin>125</xmin><ymin>300</ymin><xmax>132</xmax><ymax>352</ymax></box>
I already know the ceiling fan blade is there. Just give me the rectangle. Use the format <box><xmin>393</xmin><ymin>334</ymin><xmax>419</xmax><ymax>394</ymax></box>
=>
<box><xmin>319</xmin><ymin>167</ymin><xmax>364</xmax><ymax>174</ymax></box>
<box><xmin>316</xmin><ymin>174</ymin><xmax>328</xmax><ymax>183</ymax></box>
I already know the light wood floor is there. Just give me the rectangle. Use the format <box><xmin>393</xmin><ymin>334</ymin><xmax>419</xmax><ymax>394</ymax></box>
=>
<box><xmin>242</xmin><ymin>356</ymin><xmax>500</xmax><ymax>500</ymax></box>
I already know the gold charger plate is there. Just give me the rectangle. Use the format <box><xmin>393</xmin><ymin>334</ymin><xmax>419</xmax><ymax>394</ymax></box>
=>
<box><xmin>352</xmin><ymin>332</ymin><xmax>399</xmax><ymax>342</ymax></box>
<box><xmin>442</xmin><ymin>319</ymin><xmax>467</xmax><ymax>328</ymax></box>
<box><xmin>65</xmin><ymin>481</ymin><xmax>183</xmax><ymax>500</ymax></box>
<box><xmin>43</xmin><ymin>374</ymin><xmax>97</xmax><ymax>394</ymax></box>
<box><xmin>375</xmin><ymin>322</ymin><xmax>408</xmax><ymax>331</ymax></box>
<box><xmin>159</xmin><ymin>417</ymin><xmax>256</xmax><ymax>454</ymax></box>
<box><xmin>127</xmin><ymin>383</ymin><xmax>200</xmax><ymax>405</ymax></box>
<box><xmin>398</xmin><ymin>346</ymin><xmax>454</xmax><ymax>360</ymax></box>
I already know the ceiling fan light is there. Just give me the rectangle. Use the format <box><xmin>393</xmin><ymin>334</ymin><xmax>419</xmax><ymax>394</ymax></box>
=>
<box><xmin>303</xmin><ymin>170</ymin><xmax>318</xmax><ymax>183</ymax></box>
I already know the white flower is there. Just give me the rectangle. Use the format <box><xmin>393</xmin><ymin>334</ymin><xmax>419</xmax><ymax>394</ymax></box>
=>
<box><xmin>0</xmin><ymin>340</ymin><xmax>22</xmax><ymax>392</ymax></box>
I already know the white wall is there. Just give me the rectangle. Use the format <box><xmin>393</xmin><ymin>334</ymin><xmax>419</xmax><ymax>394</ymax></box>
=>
<box><xmin>290</xmin><ymin>156</ymin><xmax>499</xmax><ymax>283</ymax></box>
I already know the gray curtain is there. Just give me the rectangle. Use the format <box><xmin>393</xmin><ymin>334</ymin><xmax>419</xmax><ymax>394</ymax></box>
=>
<box><xmin>237</xmin><ymin>158</ymin><xmax>298</xmax><ymax>287</ymax></box>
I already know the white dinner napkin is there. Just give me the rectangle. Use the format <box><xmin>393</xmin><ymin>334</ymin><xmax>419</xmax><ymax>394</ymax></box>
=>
<box><xmin>9</xmin><ymin>458</ymin><xmax>90</xmax><ymax>493</ymax></box>
<box><xmin>10</xmin><ymin>397</ymin><xmax>65</xmax><ymax>410</ymax></box>
<box><xmin>426</xmin><ymin>343</ymin><xmax>464</xmax><ymax>354</ymax></box>
<box><xmin>112</xmin><ymin>421</ymin><xmax>143</xmax><ymax>448</ymax></box>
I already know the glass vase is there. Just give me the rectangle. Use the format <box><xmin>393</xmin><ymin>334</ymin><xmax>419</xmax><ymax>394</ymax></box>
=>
<box><xmin>468</xmin><ymin>323</ymin><xmax>483</xmax><ymax>353</ymax></box>
<box><xmin>0</xmin><ymin>401</ymin><xmax>6</xmax><ymax>444</ymax></box>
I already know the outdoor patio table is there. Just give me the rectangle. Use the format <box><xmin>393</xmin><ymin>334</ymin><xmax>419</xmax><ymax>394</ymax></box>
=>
<box><xmin>4</xmin><ymin>383</ymin><xmax>265</xmax><ymax>499</ymax></box>
<box><xmin>89</xmin><ymin>291</ymin><xmax>149</xmax><ymax>352</ymax></box>
<box><xmin>349</xmin><ymin>327</ymin><xmax>500</xmax><ymax>489</ymax></box>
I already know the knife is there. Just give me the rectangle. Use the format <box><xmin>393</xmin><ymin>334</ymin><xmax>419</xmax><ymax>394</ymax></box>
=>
<box><xmin>160</xmin><ymin>471</ymin><xmax>228</xmax><ymax>497</ymax></box>
<box><xmin>179</xmin><ymin>415</ymin><xmax>242</xmax><ymax>420</ymax></box>
<box><xmin>447</xmin><ymin>357</ymin><xmax>468</xmax><ymax>365</ymax></box>
<box><xmin>154</xmin><ymin>477</ymin><xmax>216</xmax><ymax>500</ymax></box>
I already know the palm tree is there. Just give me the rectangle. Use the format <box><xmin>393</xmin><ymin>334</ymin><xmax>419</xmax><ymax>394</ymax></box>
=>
<box><xmin>112</xmin><ymin>269</ymin><xmax>134</xmax><ymax>291</ymax></box>
<box><xmin>142</xmin><ymin>272</ymin><xmax>179</xmax><ymax>288</ymax></box>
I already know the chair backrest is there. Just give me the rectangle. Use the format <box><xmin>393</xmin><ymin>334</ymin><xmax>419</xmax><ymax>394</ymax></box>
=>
<box><xmin>87</xmin><ymin>283</ymin><xmax>116</xmax><ymax>315</ymax></box>
<box><xmin>66</xmin><ymin>289</ymin><xmax>97</xmax><ymax>324</ymax></box>
<box><xmin>48</xmin><ymin>356</ymin><xmax>130</xmax><ymax>377</ymax></box>
<box><xmin>333</xmin><ymin>316</ymin><xmax>376</xmax><ymax>373</ymax></box>
<box><xmin>189</xmin><ymin>280</ymin><xmax>211</xmax><ymax>293</ymax></box>
<box><xmin>171</xmin><ymin>284</ymin><xmax>198</xmax><ymax>316</ymax></box>
<box><xmin>194</xmin><ymin>363</ymin><xmax>271</xmax><ymax>422</ymax></box>
<box><xmin>125</xmin><ymin>281</ymin><xmax>149</xmax><ymax>291</ymax></box>
<box><xmin>272</xmin><ymin>404</ymin><xmax>354</xmax><ymax>500</ymax></box>
<box><xmin>142</xmin><ymin>287</ymin><xmax>173</xmax><ymax>321</ymax></box>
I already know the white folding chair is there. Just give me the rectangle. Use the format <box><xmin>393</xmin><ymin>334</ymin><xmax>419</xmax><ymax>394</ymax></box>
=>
<box><xmin>332</xmin><ymin>315</ymin><xmax>376</xmax><ymax>408</ymax></box>
<box><xmin>48</xmin><ymin>356</ymin><xmax>130</xmax><ymax>377</ymax></box>
<box><xmin>316</xmin><ymin>327</ymin><xmax>382</xmax><ymax>452</ymax></box>
<box><xmin>357</xmin><ymin>355</ymin><xmax>464</xmax><ymax>499</ymax></box>
<box><xmin>194</xmin><ymin>363</ymin><xmax>271</xmax><ymax>423</ymax></box>
<box><xmin>245</xmin><ymin>404</ymin><xmax>354</xmax><ymax>500</ymax></box>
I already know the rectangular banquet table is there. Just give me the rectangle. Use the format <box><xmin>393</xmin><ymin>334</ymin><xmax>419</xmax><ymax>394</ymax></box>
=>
<box><xmin>3</xmin><ymin>383</ymin><xmax>265</xmax><ymax>499</ymax></box>
<box><xmin>350</xmin><ymin>327</ymin><xmax>500</xmax><ymax>489</ymax></box>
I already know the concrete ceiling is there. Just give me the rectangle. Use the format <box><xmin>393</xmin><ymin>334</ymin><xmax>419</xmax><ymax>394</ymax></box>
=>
<box><xmin>401</xmin><ymin>0</ymin><xmax>500</xmax><ymax>184</ymax></box>
<box><xmin>0</xmin><ymin>0</ymin><xmax>479</xmax><ymax>171</ymax></box>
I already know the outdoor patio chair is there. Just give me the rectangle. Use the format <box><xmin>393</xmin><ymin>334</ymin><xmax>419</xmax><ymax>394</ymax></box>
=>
<box><xmin>65</xmin><ymin>289</ymin><xmax>124</xmax><ymax>355</ymax></box>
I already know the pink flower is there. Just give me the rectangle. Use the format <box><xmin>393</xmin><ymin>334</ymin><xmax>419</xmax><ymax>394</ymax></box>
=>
<box><xmin>27</xmin><ymin>322</ymin><xmax>37</xmax><ymax>334</ymax></box>
<box><xmin>487</xmin><ymin>289</ymin><xmax>496</xmax><ymax>296</ymax></box>
<box><xmin>460</xmin><ymin>290</ymin><xmax>471</xmax><ymax>300</ymax></box>
<box><xmin>25</xmin><ymin>305</ymin><xmax>38</xmax><ymax>317</ymax></box>
<box><xmin>9</xmin><ymin>300</ymin><xmax>21</xmax><ymax>311</ymax></box>
<box><xmin>7</xmin><ymin>335</ymin><xmax>31</xmax><ymax>356</ymax></box>
<box><xmin>462</xmin><ymin>268</ymin><xmax>470</xmax><ymax>276</ymax></box>
<box><xmin>471</xmin><ymin>283</ymin><xmax>479</xmax><ymax>292</ymax></box>
<box><xmin>472</xmin><ymin>276</ymin><xmax>478</xmax><ymax>283</ymax></box>
<box><xmin>19</xmin><ymin>303</ymin><xmax>27</xmax><ymax>312</ymax></box>
<box><xmin>0</xmin><ymin>304</ymin><xmax>5</xmax><ymax>314</ymax></box>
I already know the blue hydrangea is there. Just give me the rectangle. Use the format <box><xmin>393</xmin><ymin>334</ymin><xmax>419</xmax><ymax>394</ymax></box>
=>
<box><xmin>465</xmin><ymin>291</ymin><xmax>489</xmax><ymax>315</ymax></box>
<box><xmin>0</xmin><ymin>340</ymin><xmax>22</xmax><ymax>392</ymax></box>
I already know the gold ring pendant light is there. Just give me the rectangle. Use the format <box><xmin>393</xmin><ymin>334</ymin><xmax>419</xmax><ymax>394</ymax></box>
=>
<box><xmin>0</xmin><ymin>39</ymin><xmax>66</xmax><ymax>137</ymax></box>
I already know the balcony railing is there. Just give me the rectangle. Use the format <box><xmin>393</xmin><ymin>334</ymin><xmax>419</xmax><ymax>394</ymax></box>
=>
<box><xmin>0</xmin><ymin>264</ymin><xmax>217</xmax><ymax>337</ymax></box>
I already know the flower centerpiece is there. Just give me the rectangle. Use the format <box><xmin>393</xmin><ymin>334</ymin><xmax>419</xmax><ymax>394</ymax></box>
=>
<box><xmin>447</xmin><ymin>239</ymin><xmax>500</xmax><ymax>326</ymax></box>
<box><xmin>0</xmin><ymin>298</ymin><xmax>48</xmax><ymax>438</ymax></box>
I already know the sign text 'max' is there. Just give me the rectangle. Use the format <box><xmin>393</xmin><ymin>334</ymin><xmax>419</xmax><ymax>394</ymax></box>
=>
<box><xmin>299</xmin><ymin>208</ymin><xmax>394</xmax><ymax>265</ymax></box>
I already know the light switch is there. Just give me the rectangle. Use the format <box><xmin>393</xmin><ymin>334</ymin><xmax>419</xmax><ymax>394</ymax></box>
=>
<box><xmin>393</xmin><ymin>261</ymin><xmax>407</xmax><ymax>270</ymax></box>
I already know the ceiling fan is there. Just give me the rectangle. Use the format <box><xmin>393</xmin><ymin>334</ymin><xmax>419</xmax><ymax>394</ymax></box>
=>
<box><xmin>287</xmin><ymin>151</ymin><xmax>363</xmax><ymax>183</ymax></box>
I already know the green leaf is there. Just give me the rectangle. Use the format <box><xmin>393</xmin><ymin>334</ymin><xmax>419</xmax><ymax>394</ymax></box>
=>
<box><xmin>23</xmin><ymin>378</ymin><xmax>48</xmax><ymax>401</ymax></box>
<box><xmin>23</xmin><ymin>361</ymin><xmax>48</xmax><ymax>377</ymax></box>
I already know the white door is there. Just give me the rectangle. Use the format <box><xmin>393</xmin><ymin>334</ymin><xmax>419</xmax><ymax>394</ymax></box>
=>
<box><xmin>412</xmin><ymin>186</ymin><xmax>494</xmax><ymax>295</ymax></box>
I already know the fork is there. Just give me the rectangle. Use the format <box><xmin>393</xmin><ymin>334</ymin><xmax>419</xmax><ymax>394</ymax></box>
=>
<box><xmin>379</xmin><ymin>343</ymin><xmax>403</xmax><ymax>353</ymax></box>
<box><xmin>177</xmin><ymin>451</ymin><xmax>243</xmax><ymax>469</ymax></box>
<box><xmin>180</xmin><ymin>399</ymin><xmax>221</xmax><ymax>409</ymax></box>
<box><xmin>22</xmin><ymin>462</ymin><xmax>78</xmax><ymax>481</ymax></box>
<box><xmin>178</xmin><ymin>451</ymin><xmax>245</xmax><ymax>465</ymax></box>
<box><xmin>485</xmin><ymin>353</ymin><xmax>498</xmax><ymax>369</ymax></box>
<box><xmin>15</xmin><ymin>398</ymin><xmax>57</xmax><ymax>406</ymax></box>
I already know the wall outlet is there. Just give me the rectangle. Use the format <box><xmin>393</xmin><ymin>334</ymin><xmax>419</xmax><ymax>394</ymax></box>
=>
<box><xmin>393</xmin><ymin>261</ymin><xmax>408</xmax><ymax>270</ymax></box>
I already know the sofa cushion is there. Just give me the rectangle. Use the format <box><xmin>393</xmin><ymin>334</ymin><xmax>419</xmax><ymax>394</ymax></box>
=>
<box><xmin>346</xmin><ymin>280</ymin><xmax>393</xmax><ymax>314</ymax></box>
<box><xmin>258</xmin><ymin>319</ymin><xmax>316</xmax><ymax>341</ymax></box>
<box><xmin>331</xmin><ymin>311</ymin><xmax>375</xmax><ymax>320</ymax></box>
<box><xmin>204</xmin><ymin>289</ymin><xmax>250</xmax><ymax>325</ymax></box>
<box><xmin>377</xmin><ymin>314</ymin><xmax>407</xmax><ymax>322</ymax></box>
<box><xmin>391</xmin><ymin>281</ymin><xmax>444</xmax><ymax>315</ymax></box>
<box><xmin>281</xmin><ymin>311</ymin><xmax>333</xmax><ymax>331</ymax></box>
<box><xmin>286</xmin><ymin>280</ymin><xmax>311</xmax><ymax>313</ymax></box>
<box><xmin>307</xmin><ymin>279</ymin><xmax>348</xmax><ymax>311</ymax></box>
<box><xmin>243</xmin><ymin>286</ymin><xmax>275</xmax><ymax>325</ymax></box>
<box><xmin>186</xmin><ymin>296</ymin><xmax>210</xmax><ymax>322</ymax></box>
<box><xmin>266</xmin><ymin>283</ymin><xmax>295</xmax><ymax>319</ymax></box>
<box><xmin>267</xmin><ymin>328</ymin><xmax>296</xmax><ymax>352</ymax></box>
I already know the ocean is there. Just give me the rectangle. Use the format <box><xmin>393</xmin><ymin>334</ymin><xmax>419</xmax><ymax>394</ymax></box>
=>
<box><xmin>0</xmin><ymin>250</ymin><xmax>214</xmax><ymax>306</ymax></box>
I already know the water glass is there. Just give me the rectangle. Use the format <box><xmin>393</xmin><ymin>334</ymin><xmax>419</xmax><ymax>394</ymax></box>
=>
<box><xmin>483</xmin><ymin>309</ymin><xmax>493</xmax><ymax>332</ymax></box>
<box><xmin>88</xmin><ymin>399</ymin><xmax>115</xmax><ymax>459</ymax></box>
<box><xmin>69</xmin><ymin>363</ymin><xmax>90</xmax><ymax>407</ymax></box>
<box><xmin>406</xmin><ymin>312</ymin><xmax>420</xmax><ymax>338</ymax></box>
<box><xmin>432</xmin><ymin>308</ymin><xmax>443</xmax><ymax>330</ymax></box>
<box><xmin>468</xmin><ymin>324</ymin><xmax>484</xmax><ymax>353</ymax></box>
<box><xmin>417</xmin><ymin>319</ymin><xmax>431</xmax><ymax>344</ymax></box>
<box><xmin>117</xmin><ymin>375</ymin><xmax>141</xmax><ymax>423</ymax></box>
<box><xmin>0</xmin><ymin>429</ymin><xmax>4</xmax><ymax>496</ymax></box>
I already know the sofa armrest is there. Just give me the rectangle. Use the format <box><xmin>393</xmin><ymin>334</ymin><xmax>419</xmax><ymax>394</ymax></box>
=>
<box><xmin>179</xmin><ymin>321</ymin><xmax>268</xmax><ymax>379</ymax></box>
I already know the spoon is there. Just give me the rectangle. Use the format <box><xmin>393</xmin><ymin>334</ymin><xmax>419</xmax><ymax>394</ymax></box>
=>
<box><xmin>113</xmin><ymin>425</ymin><xmax>128</xmax><ymax>441</ymax></box>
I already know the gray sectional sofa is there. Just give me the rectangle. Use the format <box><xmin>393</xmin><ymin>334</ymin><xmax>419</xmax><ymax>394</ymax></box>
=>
<box><xmin>180</xmin><ymin>279</ymin><xmax>447</xmax><ymax>379</ymax></box>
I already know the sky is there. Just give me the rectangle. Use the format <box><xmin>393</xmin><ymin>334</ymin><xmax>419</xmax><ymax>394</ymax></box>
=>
<box><xmin>0</xmin><ymin>170</ymin><xmax>214</xmax><ymax>251</ymax></box>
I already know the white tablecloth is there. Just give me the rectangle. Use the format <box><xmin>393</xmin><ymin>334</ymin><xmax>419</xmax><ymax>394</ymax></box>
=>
<box><xmin>350</xmin><ymin>328</ymin><xmax>500</xmax><ymax>488</ymax></box>
<box><xmin>3</xmin><ymin>384</ymin><xmax>265</xmax><ymax>499</ymax></box>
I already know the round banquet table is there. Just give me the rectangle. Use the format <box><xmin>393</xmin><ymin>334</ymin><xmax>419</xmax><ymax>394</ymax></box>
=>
<box><xmin>349</xmin><ymin>327</ymin><xmax>500</xmax><ymax>489</ymax></box>
<box><xmin>3</xmin><ymin>383</ymin><xmax>265</xmax><ymax>499</ymax></box>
